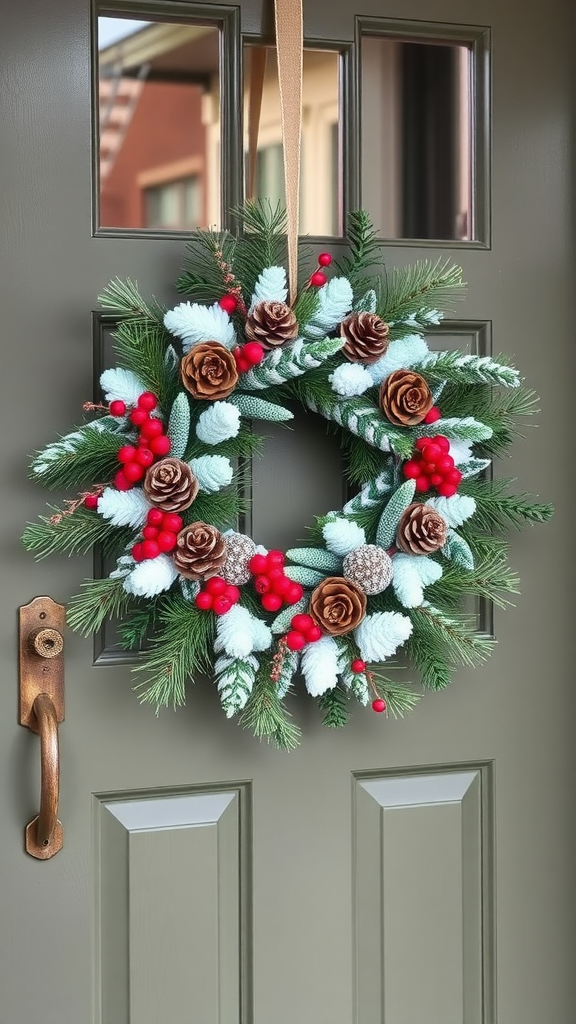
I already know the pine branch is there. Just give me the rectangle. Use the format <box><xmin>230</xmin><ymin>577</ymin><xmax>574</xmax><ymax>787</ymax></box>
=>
<box><xmin>230</xmin><ymin>199</ymin><xmax>288</xmax><ymax>301</ymax></box>
<box><xmin>333</xmin><ymin>210</ymin><xmax>384</xmax><ymax>292</ymax></box>
<box><xmin>22</xmin><ymin>507</ymin><xmax>134</xmax><ymax>560</ymax></box>
<box><xmin>428</xmin><ymin>550</ymin><xmax>520</xmax><ymax>610</ymax></box>
<box><xmin>460</xmin><ymin>477</ymin><xmax>554</xmax><ymax>530</ymax></box>
<box><xmin>379</xmin><ymin>258</ymin><xmax>465</xmax><ymax>323</ymax></box>
<box><xmin>67</xmin><ymin>575</ymin><xmax>133</xmax><ymax>635</ymax></box>
<box><xmin>295</xmin><ymin>385</ymin><xmax>414</xmax><ymax>458</ymax></box>
<box><xmin>176</xmin><ymin>229</ymin><xmax>238</xmax><ymax>301</ymax></box>
<box><xmin>406</xmin><ymin>604</ymin><xmax>495</xmax><ymax>689</ymax></box>
<box><xmin>99</xmin><ymin>278</ymin><xmax>165</xmax><ymax>325</ymax></box>
<box><xmin>30</xmin><ymin>427</ymin><xmax>125</xmax><ymax>490</ymax></box>
<box><xmin>372</xmin><ymin>675</ymin><xmax>422</xmax><ymax>717</ymax></box>
<box><xmin>116</xmin><ymin>603</ymin><xmax>158</xmax><ymax>650</ymax></box>
<box><xmin>318</xmin><ymin>686</ymin><xmax>349</xmax><ymax>728</ymax></box>
<box><xmin>187</xmin><ymin>423</ymin><xmax>264</xmax><ymax>462</ymax></box>
<box><xmin>183</xmin><ymin>485</ymin><xmax>248</xmax><ymax>531</ymax></box>
<box><xmin>239</xmin><ymin>670</ymin><xmax>301</xmax><ymax>749</ymax></box>
<box><xmin>292</xmin><ymin>286</ymin><xmax>321</xmax><ymax>332</ymax></box>
<box><xmin>413</xmin><ymin>350</ymin><xmax>520</xmax><ymax>388</ymax></box>
<box><xmin>134</xmin><ymin>593</ymin><xmax>216</xmax><ymax>708</ymax></box>
<box><xmin>112</xmin><ymin>320</ymin><xmax>180</xmax><ymax>409</ymax></box>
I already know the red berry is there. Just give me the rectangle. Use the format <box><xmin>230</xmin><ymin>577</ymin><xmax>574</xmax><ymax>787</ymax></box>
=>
<box><xmin>372</xmin><ymin>698</ymin><xmax>387</xmax><ymax>713</ymax></box>
<box><xmin>267</xmin><ymin>550</ymin><xmax>285</xmax><ymax>567</ymax></box>
<box><xmin>351</xmin><ymin>659</ymin><xmax>366</xmax><ymax>673</ymax></box>
<box><xmin>446</xmin><ymin>468</ymin><xmax>463</xmax><ymax>486</ymax></box>
<box><xmin>433</xmin><ymin>435</ymin><xmax>451</xmax><ymax>453</ymax></box>
<box><xmin>437</xmin><ymin>454</ymin><xmax>455</xmax><ymax>473</ymax></box>
<box><xmin>142</xmin><ymin>525</ymin><xmax>159</xmax><ymax>541</ymax></box>
<box><xmin>430</xmin><ymin>473</ymin><xmax>444</xmax><ymax>487</ymax></box>
<box><xmin>305</xmin><ymin>624</ymin><xmax>322</xmax><ymax>643</ymax></box>
<box><xmin>237</xmin><ymin>355</ymin><xmax>251</xmax><ymax>373</ymax></box>
<box><xmin>271</xmin><ymin>575</ymin><xmax>291</xmax><ymax>596</ymax></box>
<box><xmin>161</xmin><ymin>512</ymin><xmax>183</xmax><ymax>533</ymax></box>
<box><xmin>147</xmin><ymin>508</ymin><xmax>164</xmax><ymax>527</ymax></box>
<box><xmin>249</xmin><ymin>554</ymin><xmax>268</xmax><ymax>575</ymax></box>
<box><xmin>130</xmin><ymin>408</ymin><xmax>148</xmax><ymax>427</ymax></box>
<box><xmin>243</xmin><ymin>342</ymin><xmax>264</xmax><ymax>365</ymax></box>
<box><xmin>286</xmin><ymin>630</ymin><xmax>306</xmax><ymax>651</ymax></box>
<box><xmin>224</xmin><ymin>585</ymin><xmax>241</xmax><ymax>604</ymax></box>
<box><xmin>422</xmin><ymin>443</ymin><xmax>441</xmax><ymax>463</ymax></box>
<box><xmin>131</xmin><ymin>542</ymin><xmax>144</xmax><ymax>562</ymax></box>
<box><xmin>437</xmin><ymin>482</ymin><xmax>457</xmax><ymax>498</ymax></box>
<box><xmin>205</xmin><ymin>576</ymin><xmax>227</xmax><ymax>596</ymax></box>
<box><xmin>423</xmin><ymin>406</ymin><xmax>441</xmax><ymax>424</ymax></box>
<box><xmin>109</xmin><ymin>400</ymin><xmax>126</xmax><ymax>417</ymax></box>
<box><xmin>123</xmin><ymin>461</ymin><xmax>145</xmax><ymax>483</ymax></box>
<box><xmin>232</xmin><ymin>346</ymin><xmax>243</xmax><ymax>365</ymax></box>
<box><xmin>118</xmin><ymin>445</ymin><xmax>137</xmax><ymax>464</ymax></box>
<box><xmin>84</xmin><ymin>493</ymin><xmax>99</xmax><ymax>510</ymax></box>
<box><xmin>212</xmin><ymin>595</ymin><xmax>232</xmax><ymax>615</ymax></box>
<box><xmin>415</xmin><ymin>475</ymin><xmax>430</xmax><ymax>492</ymax></box>
<box><xmin>149</xmin><ymin>435</ymin><xmax>171</xmax><ymax>456</ymax></box>
<box><xmin>195</xmin><ymin>591</ymin><xmax>213</xmax><ymax>610</ymax></box>
<box><xmin>255</xmin><ymin>575</ymin><xmax>271</xmax><ymax>594</ymax></box>
<box><xmin>137</xmin><ymin>392</ymin><xmax>158</xmax><ymax>412</ymax></box>
<box><xmin>139</xmin><ymin>417</ymin><xmax>164</xmax><ymax>440</ymax></box>
<box><xmin>318</xmin><ymin>252</ymin><xmax>332</xmax><ymax>266</ymax></box>
<box><xmin>285</xmin><ymin>582</ymin><xmax>304</xmax><ymax>604</ymax></box>
<box><xmin>141</xmin><ymin>539</ymin><xmax>160</xmax><ymax>560</ymax></box>
<box><xmin>114</xmin><ymin>469</ymin><xmax>131</xmax><ymax>491</ymax></box>
<box><xmin>309</xmin><ymin>271</ymin><xmax>327</xmax><ymax>287</ymax></box>
<box><xmin>261</xmin><ymin>592</ymin><xmax>283</xmax><ymax>612</ymax></box>
<box><xmin>267</xmin><ymin>566</ymin><xmax>284</xmax><ymax>582</ymax></box>
<box><xmin>291</xmin><ymin>613</ymin><xmax>314</xmax><ymax>632</ymax></box>
<box><xmin>415</xmin><ymin>437</ymin><xmax>429</xmax><ymax>451</ymax></box>
<box><xmin>134</xmin><ymin>447</ymin><xmax>154</xmax><ymax>468</ymax></box>
<box><xmin>218</xmin><ymin>295</ymin><xmax>237</xmax><ymax>314</ymax></box>
<box><xmin>403</xmin><ymin>459</ymin><xmax>421</xmax><ymax>479</ymax></box>
<box><xmin>157</xmin><ymin>530</ymin><xmax>177</xmax><ymax>552</ymax></box>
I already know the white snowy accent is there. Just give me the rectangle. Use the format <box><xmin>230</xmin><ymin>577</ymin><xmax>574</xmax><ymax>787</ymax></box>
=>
<box><xmin>354</xmin><ymin>288</ymin><xmax>377</xmax><ymax>313</ymax></box>
<box><xmin>428</xmin><ymin>494</ymin><xmax>477</xmax><ymax>528</ymax></box>
<box><xmin>195</xmin><ymin>401</ymin><xmax>241</xmax><ymax>444</ymax></box>
<box><xmin>329</xmin><ymin>363</ymin><xmax>374</xmax><ymax>397</ymax></box>
<box><xmin>189</xmin><ymin>455</ymin><xmax>233</xmax><ymax>493</ymax></box>
<box><xmin>391</xmin><ymin>553</ymin><xmax>443</xmax><ymax>608</ymax></box>
<box><xmin>366</xmin><ymin>335</ymin><xmax>430</xmax><ymax>384</ymax></box>
<box><xmin>109</xmin><ymin>554</ymin><xmax>135</xmax><ymax>579</ymax></box>
<box><xmin>304</xmin><ymin>277</ymin><xmax>354</xmax><ymax>339</ymax></box>
<box><xmin>301</xmin><ymin>636</ymin><xmax>340</xmax><ymax>696</ymax></box>
<box><xmin>322</xmin><ymin>518</ymin><xmax>366</xmax><ymax>556</ymax></box>
<box><xmin>97</xmin><ymin>487</ymin><xmax>151</xmax><ymax>528</ymax></box>
<box><xmin>123</xmin><ymin>555</ymin><xmax>178</xmax><ymax>597</ymax></box>
<box><xmin>164</xmin><ymin>301</ymin><xmax>236</xmax><ymax>352</ymax></box>
<box><xmin>100</xmin><ymin>368</ymin><xmax>146</xmax><ymax>406</ymax></box>
<box><xmin>250</xmin><ymin>266</ymin><xmax>288</xmax><ymax>310</ymax></box>
<box><xmin>404</xmin><ymin>308</ymin><xmax>443</xmax><ymax>327</ymax></box>
<box><xmin>355</xmin><ymin>611</ymin><xmax>413</xmax><ymax>662</ymax></box>
<box><xmin>448</xmin><ymin>439</ymin><xmax>473</xmax><ymax>465</ymax></box>
<box><xmin>214</xmin><ymin>605</ymin><xmax>273</xmax><ymax>659</ymax></box>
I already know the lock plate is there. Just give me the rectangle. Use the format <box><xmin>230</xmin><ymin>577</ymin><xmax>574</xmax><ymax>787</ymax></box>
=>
<box><xmin>19</xmin><ymin>597</ymin><xmax>65</xmax><ymax>731</ymax></box>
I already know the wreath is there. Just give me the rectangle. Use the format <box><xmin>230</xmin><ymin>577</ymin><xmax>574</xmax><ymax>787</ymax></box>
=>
<box><xmin>23</xmin><ymin>203</ymin><xmax>552</xmax><ymax>748</ymax></box>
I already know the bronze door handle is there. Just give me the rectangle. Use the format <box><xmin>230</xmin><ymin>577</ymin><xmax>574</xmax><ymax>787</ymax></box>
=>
<box><xmin>27</xmin><ymin>693</ymin><xmax>62</xmax><ymax>855</ymax></box>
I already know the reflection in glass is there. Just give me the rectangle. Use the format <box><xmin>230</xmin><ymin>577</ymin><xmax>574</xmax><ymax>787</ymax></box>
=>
<box><xmin>244</xmin><ymin>46</ymin><xmax>340</xmax><ymax>236</ymax></box>
<box><xmin>361</xmin><ymin>36</ymin><xmax>472</xmax><ymax>241</ymax></box>
<box><xmin>98</xmin><ymin>17</ymin><xmax>220</xmax><ymax>230</ymax></box>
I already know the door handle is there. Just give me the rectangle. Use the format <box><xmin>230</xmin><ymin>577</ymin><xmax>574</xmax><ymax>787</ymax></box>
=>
<box><xmin>19</xmin><ymin>597</ymin><xmax>65</xmax><ymax>859</ymax></box>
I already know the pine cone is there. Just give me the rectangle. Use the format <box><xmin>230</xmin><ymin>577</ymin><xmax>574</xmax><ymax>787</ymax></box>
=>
<box><xmin>221</xmin><ymin>532</ymin><xmax>257</xmax><ymax>585</ymax></box>
<box><xmin>340</xmin><ymin>312</ymin><xmax>390</xmax><ymax>364</ymax></box>
<box><xmin>309</xmin><ymin>576</ymin><xmax>367</xmax><ymax>636</ymax></box>
<box><xmin>173</xmin><ymin>521</ymin><xmax>226</xmax><ymax>580</ymax></box>
<box><xmin>144</xmin><ymin>458</ymin><xmax>199</xmax><ymax>513</ymax></box>
<box><xmin>396</xmin><ymin>503</ymin><xmax>447</xmax><ymax>555</ymax></box>
<box><xmin>245</xmin><ymin>301</ymin><xmax>298</xmax><ymax>350</ymax></box>
<box><xmin>181</xmin><ymin>341</ymin><xmax>238</xmax><ymax>401</ymax></box>
<box><xmin>379</xmin><ymin>369</ymin><xmax>433</xmax><ymax>426</ymax></box>
<box><xmin>343</xmin><ymin>544</ymin><xmax>393</xmax><ymax>595</ymax></box>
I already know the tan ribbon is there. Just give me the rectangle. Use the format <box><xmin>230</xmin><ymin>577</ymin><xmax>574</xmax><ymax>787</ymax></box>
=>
<box><xmin>247</xmin><ymin>47</ymin><xmax>267</xmax><ymax>201</ymax></box>
<box><xmin>273</xmin><ymin>0</ymin><xmax>303</xmax><ymax>304</ymax></box>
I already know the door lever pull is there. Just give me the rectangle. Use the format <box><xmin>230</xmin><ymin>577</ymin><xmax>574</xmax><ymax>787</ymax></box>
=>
<box><xmin>19</xmin><ymin>597</ymin><xmax>65</xmax><ymax>859</ymax></box>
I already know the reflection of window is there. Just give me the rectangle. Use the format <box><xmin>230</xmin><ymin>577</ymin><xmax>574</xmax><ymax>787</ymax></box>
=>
<box><xmin>255</xmin><ymin>144</ymin><xmax>284</xmax><ymax>208</ymax></box>
<box><xmin>144</xmin><ymin>176</ymin><xmax>201</xmax><ymax>229</ymax></box>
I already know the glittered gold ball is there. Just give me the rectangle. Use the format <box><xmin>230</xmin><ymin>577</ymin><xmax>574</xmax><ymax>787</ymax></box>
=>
<box><xmin>221</xmin><ymin>532</ymin><xmax>257</xmax><ymax>585</ymax></box>
<box><xmin>342</xmin><ymin>544</ymin><xmax>393</xmax><ymax>595</ymax></box>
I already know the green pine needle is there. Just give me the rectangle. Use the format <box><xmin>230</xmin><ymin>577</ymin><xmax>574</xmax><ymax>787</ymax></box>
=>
<box><xmin>318</xmin><ymin>686</ymin><xmax>349</xmax><ymax>728</ymax></box>
<box><xmin>334</xmin><ymin>209</ymin><xmax>384</xmax><ymax>292</ymax></box>
<box><xmin>380</xmin><ymin>258</ymin><xmax>465</xmax><ymax>323</ymax></box>
<box><xmin>230</xmin><ymin>199</ymin><xmax>288</xmax><ymax>302</ymax></box>
<box><xmin>22</xmin><ymin>507</ymin><xmax>133</xmax><ymax>560</ymax></box>
<box><xmin>372</xmin><ymin>675</ymin><xmax>422</xmax><ymax>717</ymax></box>
<box><xmin>67</xmin><ymin>575</ymin><xmax>133</xmax><ymax>635</ymax></box>
<box><xmin>99</xmin><ymin>278</ymin><xmax>165</xmax><ymax>325</ymax></box>
<box><xmin>112</xmin><ymin>320</ymin><xmax>180</xmax><ymax>409</ymax></box>
<box><xmin>134</xmin><ymin>593</ymin><xmax>216</xmax><ymax>709</ymax></box>
<box><xmin>460</xmin><ymin>477</ymin><xmax>554</xmax><ymax>531</ymax></box>
<box><xmin>428</xmin><ymin>550</ymin><xmax>520</xmax><ymax>610</ymax></box>
<box><xmin>406</xmin><ymin>604</ymin><xmax>494</xmax><ymax>690</ymax></box>
<box><xmin>30</xmin><ymin>427</ymin><xmax>125</xmax><ymax>490</ymax></box>
<box><xmin>176</xmin><ymin>228</ymin><xmax>239</xmax><ymax>301</ymax></box>
<box><xmin>116</xmin><ymin>603</ymin><xmax>158</xmax><ymax>651</ymax></box>
<box><xmin>239</xmin><ymin>671</ymin><xmax>301</xmax><ymax>749</ymax></box>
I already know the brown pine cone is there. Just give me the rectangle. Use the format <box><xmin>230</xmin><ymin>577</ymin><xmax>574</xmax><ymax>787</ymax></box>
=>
<box><xmin>181</xmin><ymin>341</ymin><xmax>238</xmax><ymax>401</ymax></box>
<box><xmin>340</xmin><ymin>312</ymin><xmax>390</xmax><ymax>364</ymax></box>
<box><xmin>379</xmin><ymin>369</ymin><xmax>433</xmax><ymax>426</ymax></box>
<box><xmin>309</xmin><ymin>576</ymin><xmax>367</xmax><ymax>636</ymax></box>
<box><xmin>396</xmin><ymin>503</ymin><xmax>447</xmax><ymax>555</ymax></box>
<box><xmin>172</xmin><ymin>522</ymin><xmax>226</xmax><ymax>580</ymax></box>
<box><xmin>143</xmin><ymin>458</ymin><xmax>199</xmax><ymax>513</ymax></box>
<box><xmin>245</xmin><ymin>300</ymin><xmax>298</xmax><ymax>350</ymax></box>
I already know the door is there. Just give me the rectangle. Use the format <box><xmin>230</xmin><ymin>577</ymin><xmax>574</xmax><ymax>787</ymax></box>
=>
<box><xmin>1</xmin><ymin>1</ymin><xmax>573</xmax><ymax>1022</ymax></box>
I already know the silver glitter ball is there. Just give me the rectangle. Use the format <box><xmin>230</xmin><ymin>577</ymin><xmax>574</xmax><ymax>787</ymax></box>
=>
<box><xmin>342</xmin><ymin>544</ymin><xmax>393</xmax><ymax>595</ymax></box>
<box><xmin>221</xmin><ymin>532</ymin><xmax>257</xmax><ymax>585</ymax></box>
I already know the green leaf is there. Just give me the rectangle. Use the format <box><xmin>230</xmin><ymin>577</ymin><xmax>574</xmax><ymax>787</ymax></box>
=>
<box><xmin>229</xmin><ymin>393</ymin><xmax>294</xmax><ymax>421</ymax></box>
<box><xmin>318</xmin><ymin>686</ymin><xmax>349</xmax><ymax>728</ymax></box>
<box><xmin>284</xmin><ymin>565</ymin><xmax>325</xmax><ymax>587</ymax></box>
<box><xmin>417</xmin><ymin>417</ymin><xmax>493</xmax><ymax>443</ymax></box>
<box><xmin>376</xmin><ymin>480</ymin><xmax>417</xmax><ymax>547</ymax></box>
<box><xmin>442</xmin><ymin>530</ymin><xmax>475</xmax><ymax>570</ymax></box>
<box><xmin>286</xmin><ymin>547</ymin><xmax>342</xmax><ymax>572</ymax></box>
<box><xmin>167</xmin><ymin>393</ymin><xmax>191</xmax><ymax>459</ymax></box>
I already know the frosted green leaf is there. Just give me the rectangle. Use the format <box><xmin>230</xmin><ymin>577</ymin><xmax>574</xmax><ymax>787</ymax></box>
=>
<box><xmin>284</xmin><ymin>566</ymin><xmax>325</xmax><ymax>587</ymax></box>
<box><xmin>228</xmin><ymin>393</ymin><xmax>293</xmax><ymax>421</ymax></box>
<box><xmin>286</xmin><ymin>547</ymin><xmax>342</xmax><ymax>572</ymax></box>
<box><xmin>167</xmin><ymin>393</ymin><xmax>191</xmax><ymax>458</ymax></box>
<box><xmin>376</xmin><ymin>480</ymin><xmax>417</xmax><ymax>548</ymax></box>
<box><xmin>442</xmin><ymin>530</ymin><xmax>475</xmax><ymax>570</ymax></box>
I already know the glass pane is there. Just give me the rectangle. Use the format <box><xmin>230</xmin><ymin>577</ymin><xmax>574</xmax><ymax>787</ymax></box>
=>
<box><xmin>244</xmin><ymin>46</ymin><xmax>340</xmax><ymax>236</ymax></box>
<box><xmin>361</xmin><ymin>35</ymin><xmax>472</xmax><ymax>241</ymax></box>
<box><xmin>98</xmin><ymin>16</ymin><xmax>220</xmax><ymax>231</ymax></box>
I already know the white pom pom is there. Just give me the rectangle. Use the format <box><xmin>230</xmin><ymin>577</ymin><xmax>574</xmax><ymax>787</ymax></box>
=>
<box><xmin>250</xmin><ymin>266</ymin><xmax>288</xmax><ymax>309</ymax></box>
<box><xmin>195</xmin><ymin>402</ymin><xmax>241</xmax><ymax>444</ymax></box>
<box><xmin>123</xmin><ymin>555</ymin><xmax>178</xmax><ymax>597</ymax></box>
<box><xmin>97</xmin><ymin>486</ymin><xmax>151</xmax><ymax>528</ymax></box>
<box><xmin>189</xmin><ymin>455</ymin><xmax>233</xmax><ymax>493</ymax></box>
<box><xmin>100</xmin><ymin>368</ymin><xmax>146</xmax><ymax>406</ymax></box>
<box><xmin>354</xmin><ymin>611</ymin><xmax>413</xmax><ymax>662</ymax></box>
<box><xmin>322</xmin><ymin>517</ymin><xmax>366</xmax><ymax>556</ymax></box>
<box><xmin>329</xmin><ymin>363</ymin><xmax>373</xmax><ymax>397</ymax></box>
<box><xmin>366</xmin><ymin>335</ymin><xmax>429</xmax><ymax>384</ymax></box>
<box><xmin>301</xmin><ymin>636</ymin><xmax>339</xmax><ymax>696</ymax></box>
<box><xmin>164</xmin><ymin>301</ymin><xmax>236</xmax><ymax>352</ymax></box>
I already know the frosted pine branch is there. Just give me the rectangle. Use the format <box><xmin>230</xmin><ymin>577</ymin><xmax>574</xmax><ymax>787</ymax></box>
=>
<box><xmin>240</xmin><ymin>337</ymin><xmax>344</xmax><ymax>390</ymax></box>
<box><xmin>301</xmin><ymin>391</ymin><xmax>413</xmax><ymax>458</ymax></box>
<box><xmin>412</xmin><ymin>351</ymin><xmax>521</xmax><ymax>388</ymax></box>
<box><xmin>216</xmin><ymin>654</ymin><xmax>259</xmax><ymax>717</ymax></box>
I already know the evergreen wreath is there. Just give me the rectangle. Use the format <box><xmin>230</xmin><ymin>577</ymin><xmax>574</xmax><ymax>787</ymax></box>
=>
<box><xmin>23</xmin><ymin>203</ymin><xmax>552</xmax><ymax>748</ymax></box>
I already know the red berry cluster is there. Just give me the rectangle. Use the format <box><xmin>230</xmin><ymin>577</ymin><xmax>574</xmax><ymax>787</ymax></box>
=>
<box><xmin>194</xmin><ymin>576</ymin><xmax>241</xmax><ymax>616</ymax></box>
<box><xmin>131</xmin><ymin>509</ymin><xmax>184</xmax><ymax>563</ymax></box>
<box><xmin>309</xmin><ymin>251</ymin><xmax>332</xmax><ymax>288</ymax></box>
<box><xmin>233</xmin><ymin>341</ymin><xmax>265</xmax><ymax>374</ymax></box>
<box><xmin>110</xmin><ymin>393</ymin><xmax>171</xmax><ymax>492</ymax></box>
<box><xmin>284</xmin><ymin>613</ymin><xmax>323</xmax><ymax>651</ymax></box>
<box><xmin>249</xmin><ymin>551</ymin><xmax>304</xmax><ymax>613</ymax></box>
<box><xmin>402</xmin><ymin>435</ymin><xmax>462</xmax><ymax>498</ymax></box>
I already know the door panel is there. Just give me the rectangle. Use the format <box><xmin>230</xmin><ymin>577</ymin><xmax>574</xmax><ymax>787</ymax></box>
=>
<box><xmin>1</xmin><ymin>1</ymin><xmax>573</xmax><ymax>1022</ymax></box>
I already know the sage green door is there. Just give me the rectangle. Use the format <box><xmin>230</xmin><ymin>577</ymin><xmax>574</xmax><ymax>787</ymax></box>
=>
<box><xmin>1</xmin><ymin>1</ymin><xmax>573</xmax><ymax>1022</ymax></box>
